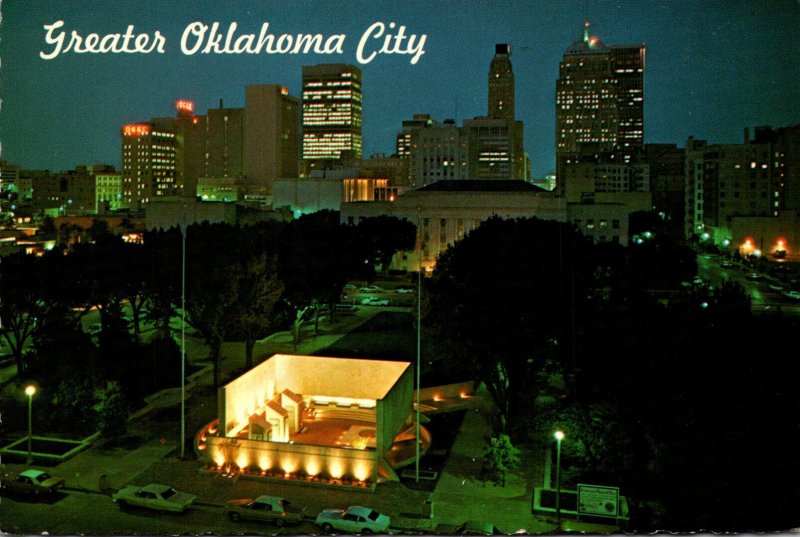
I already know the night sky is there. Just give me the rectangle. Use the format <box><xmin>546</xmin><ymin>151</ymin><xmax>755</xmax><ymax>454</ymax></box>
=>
<box><xmin>1</xmin><ymin>0</ymin><xmax>798</xmax><ymax>178</ymax></box>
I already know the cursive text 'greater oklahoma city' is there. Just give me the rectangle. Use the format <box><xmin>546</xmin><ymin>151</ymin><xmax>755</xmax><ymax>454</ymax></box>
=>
<box><xmin>40</xmin><ymin>20</ymin><xmax>427</xmax><ymax>65</ymax></box>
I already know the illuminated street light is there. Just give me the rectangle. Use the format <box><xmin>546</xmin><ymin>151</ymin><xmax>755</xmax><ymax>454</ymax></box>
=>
<box><xmin>25</xmin><ymin>385</ymin><xmax>36</xmax><ymax>464</ymax></box>
<box><xmin>554</xmin><ymin>430</ymin><xmax>565</xmax><ymax>529</ymax></box>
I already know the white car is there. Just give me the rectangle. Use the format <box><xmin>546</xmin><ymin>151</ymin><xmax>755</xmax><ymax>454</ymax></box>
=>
<box><xmin>112</xmin><ymin>483</ymin><xmax>196</xmax><ymax>512</ymax></box>
<box><xmin>785</xmin><ymin>290</ymin><xmax>800</xmax><ymax>300</ymax></box>
<box><xmin>359</xmin><ymin>286</ymin><xmax>381</xmax><ymax>293</ymax></box>
<box><xmin>395</xmin><ymin>287</ymin><xmax>415</xmax><ymax>294</ymax></box>
<box><xmin>361</xmin><ymin>297</ymin><xmax>389</xmax><ymax>306</ymax></box>
<box><xmin>315</xmin><ymin>506</ymin><xmax>391</xmax><ymax>534</ymax></box>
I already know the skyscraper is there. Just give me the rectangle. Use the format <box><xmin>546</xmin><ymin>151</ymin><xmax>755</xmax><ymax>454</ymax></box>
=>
<box><xmin>121</xmin><ymin>118</ymin><xmax>177</xmax><ymax>207</ymax></box>
<box><xmin>302</xmin><ymin>64</ymin><xmax>362</xmax><ymax>168</ymax></box>
<box><xmin>243</xmin><ymin>84</ymin><xmax>300</xmax><ymax>195</ymax></box>
<box><xmin>556</xmin><ymin>22</ymin><xmax>645</xmax><ymax>191</ymax></box>
<box><xmin>482</xmin><ymin>44</ymin><xmax>526</xmax><ymax>180</ymax></box>
<box><xmin>488</xmin><ymin>44</ymin><xmax>514</xmax><ymax>121</ymax></box>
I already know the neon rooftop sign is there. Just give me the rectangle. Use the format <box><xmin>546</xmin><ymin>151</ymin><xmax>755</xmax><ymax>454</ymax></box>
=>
<box><xmin>176</xmin><ymin>99</ymin><xmax>194</xmax><ymax>113</ymax></box>
<box><xmin>123</xmin><ymin>124</ymin><xmax>150</xmax><ymax>136</ymax></box>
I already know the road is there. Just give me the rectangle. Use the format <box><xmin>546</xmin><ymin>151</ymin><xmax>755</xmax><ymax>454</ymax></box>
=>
<box><xmin>0</xmin><ymin>490</ymin><xmax>324</xmax><ymax>535</ymax></box>
<box><xmin>696</xmin><ymin>253</ymin><xmax>800</xmax><ymax>314</ymax></box>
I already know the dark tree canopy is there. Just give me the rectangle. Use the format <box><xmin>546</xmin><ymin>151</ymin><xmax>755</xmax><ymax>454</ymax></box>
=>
<box><xmin>424</xmin><ymin>216</ymin><xmax>597</xmax><ymax>432</ymax></box>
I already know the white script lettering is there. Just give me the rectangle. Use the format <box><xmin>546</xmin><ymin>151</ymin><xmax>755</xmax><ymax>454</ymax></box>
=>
<box><xmin>357</xmin><ymin>21</ymin><xmax>427</xmax><ymax>65</ymax></box>
<box><xmin>40</xmin><ymin>20</ymin><xmax>166</xmax><ymax>60</ymax></box>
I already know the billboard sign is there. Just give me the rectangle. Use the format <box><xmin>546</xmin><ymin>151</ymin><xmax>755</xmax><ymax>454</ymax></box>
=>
<box><xmin>577</xmin><ymin>484</ymin><xmax>619</xmax><ymax>518</ymax></box>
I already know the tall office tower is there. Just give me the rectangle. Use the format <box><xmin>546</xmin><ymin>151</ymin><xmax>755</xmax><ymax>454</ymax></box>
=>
<box><xmin>205</xmin><ymin>100</ymin><xmax>245</xmax><ymax>179</ymax></box>
<box><xmin>488</xmin><ymin>44</ymin><xmax>514</xmax><ymax>121</ymax></box>
<box><xmin>244</xmin><ymin>84</ymin><xmax>300</xmax><ymax>196</ymax></box>
<box><xmin>556</xmin><ymin>22</ymin><xmax>645</xmax><ymax>192</ymax></box>
<box><xmin>480</xmin><ymin>44</ymin><xmax>527</xmax><ymax>180</ymax></box>
<box><xmin>121</xmin><ymin>118</ymin><xmax>176</xmax><ymax>207</ymax></box>
<box><xmin>302</xmin><ymin>64</ymin><xmax>363</xmax><ymax>169</ymax></box>
<box><xmin>174</xmin><ymin>100</ymin><xmax>206</xmax><ymax>198</ymax></box>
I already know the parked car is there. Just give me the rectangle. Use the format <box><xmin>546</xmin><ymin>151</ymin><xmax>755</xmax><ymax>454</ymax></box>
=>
<box><xmin>745</xmin><ymin>272</ymin><xmax>762</xmax><ymax>281</ymax></box>
<box><xmin>343</xmin><ymin>284</ymin><xmax>357</xmax><ymax>292</ymax></box>
<box><xmin>315</xmin><ymin>506</ymin><xmax>391</xmax><ymax>534</ymax></box>
<box><xmin>225</xmin><ymin>495</ymin><xmax>306</xmax><ymax>526</ymax></box>
<box><xmin>359</xmin><ymin>286</ymin><xmax>381</xmax><ymax>293</ymax></box>
<box><xmin>361</xmin><ymin>297</ymin><xmax>390</xmax><ymax>306</ymax></box>
<box><xmin>395</xmin><ymin>287</ymin><xmax>415</xmax><ymax>294</ymax></box>
<box><xmin>112</xmin><ymin>483</ymin><xmax>196</xmax><ymax>512</ymax></box>
<box><xmin>719</xmin><ymin>261</ymin><xmax>734</xmax><ymax>269</ymax></box>
<box><xmin>1</xmin><ymin>469</ymin><xmax>65</xmax><ymax>496</ymax></box>
<box><xmin>785</xmin><ymin>290</ymin><xmax>800</xmax><ymax>300</ymax></box>
<box><xmin>768</xmin><ymin>283</ymin><xmax>784</xmax><ymax>292</ymax></box>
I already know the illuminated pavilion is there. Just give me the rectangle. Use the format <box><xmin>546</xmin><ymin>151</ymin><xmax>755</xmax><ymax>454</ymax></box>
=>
<box><xmin>198</xmin><ymin>354</ymin><xmax>430</xmax><ymax>488</ymax></box>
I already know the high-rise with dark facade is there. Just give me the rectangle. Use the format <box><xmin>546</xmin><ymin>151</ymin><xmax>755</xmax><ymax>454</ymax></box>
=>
<box><xmin>302</xmin><ymin>64</ymin><xmax>362</xmax><ymax>169</ymax></box>
<box><xmin>556</xmin><ymin>22</ymin><xmax>645</xmax><ymax>193</ymax></box>
<box><xmin>244</xmin><ymin>84</ymin><xmax>300</xmax><ymax>195</ymax></box>
<box><xmin>488</xmin><ymin>44</ymin><xmax>514</xmax><ymax>121</ymax></box>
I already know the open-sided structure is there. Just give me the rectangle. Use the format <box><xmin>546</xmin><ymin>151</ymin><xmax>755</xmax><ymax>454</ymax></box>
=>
<box><xmin>202</xmin><ymin>354</ymin><xmax>425</xmax><ymax>486</ymax></box>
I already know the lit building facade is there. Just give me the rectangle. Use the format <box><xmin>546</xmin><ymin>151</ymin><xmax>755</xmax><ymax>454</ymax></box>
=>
<box><xmin>244</xmin><ymin>84</ymin><xmax>300</xmax><ymax>196</ymax></box>
<box><xmin>121</xmin><ymin>120</ymin><xmax>177</xmax><ymax>206</ymax></box>
<box><xmin>556</xmin><ymin>22</ymin><xmax>645</xmax><ymax>192</ymax></box>
<box><xmin>302</xmin><ymin>64</ymin><xmax>363</xmax><ymax>167</ymax></box>
<box><xmin>94</xmin><ymin>168</ymin><xmax>124</xmax><ymax>213</ymax></box>
<box><xmin>684</xmin><ymin>128</ymin><xmax>788</xmax><ymax>239</ymax></box>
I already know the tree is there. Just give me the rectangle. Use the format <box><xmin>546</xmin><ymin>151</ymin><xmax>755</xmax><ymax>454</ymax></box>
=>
<box><xmin>278</xmin><ymin>211</ymin><xmax>367</xmax><ymax>334</ymax></box>
<box><xmin>185</xmin><ymin>223</ymin><xmax>239</xmax><ymax>387</ymax></box>
<box><xmin>231</xmin><ymin>252</ymin><xmax>284</xmax><ymax>369</ymax></box>
<box><xmin>354</xmin><ymin>215</ymin><xmax>416</xmax><ymax>271</ymax></box>
<box><xmin>0</xmin><ymin>253</ymin><xmax>42</xmax><ymax>375</ymax></box>
<box><xmin>425</xmin><ymin>217</ymin><xmax>596</xmax><ymax>433</ymax></box>
<box><xmin>482</xmin><ymin>434</ymin><xmax>520</xmax><ymax>487</ymax></box>
<box><xmin>92</xmin><ymin>381</ymin><xmax>130</xmax><ymax>439</ymax></box>
<box><xmin>49</xmin><ymin>376</ymin><xmax>99</xmax><ymax>436</ymax></box>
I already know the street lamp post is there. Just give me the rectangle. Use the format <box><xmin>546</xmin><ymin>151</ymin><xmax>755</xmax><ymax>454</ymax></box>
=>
<box><xmin>180</xmin><ymin>211</ymin><xmax>187</xmax><ymax>460</ymax></box>
<box><xmin>554</xmin><ymin>430</ymin><xmax>565</xmax><ymax>529</ymax></box>
<box><xmin>415</xmin><ymin>207</ymin><xmax>422</xmax><ymax>483</ymax></box>
<box><xmin>25</xmin><ymin>385</ymin><xmax>36</xmax><ymax>464</ymax></box>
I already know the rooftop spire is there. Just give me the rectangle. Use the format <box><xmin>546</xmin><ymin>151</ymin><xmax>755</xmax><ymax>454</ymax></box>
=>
<box><xmin>583</xmin><ymin>20</ymin><xmax>590</xmax><ymax>43</ymax></box>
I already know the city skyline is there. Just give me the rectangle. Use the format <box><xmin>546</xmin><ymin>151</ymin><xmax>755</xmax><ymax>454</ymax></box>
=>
<box><xmin>1</xmin><ymin>0</ymin><xmax>798</xmax><ymax>178</ymax></box>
